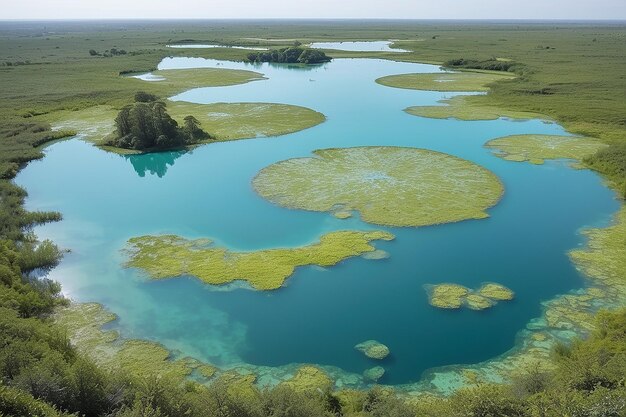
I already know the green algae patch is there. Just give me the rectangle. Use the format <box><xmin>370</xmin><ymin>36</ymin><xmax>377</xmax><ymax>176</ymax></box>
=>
<box><xmin>477</xmin><ymin>283</ymin><xmax>515</xmax><ymax>301</ymax></box>
<box><xmin>281</xmin><ymin>366</ymin><xmax>333</xmax><ymax>392</ymax></box>
<box><xmin>363</xmin><ymin>366</ymin><xmax>385</xmax><ymax>382</ymax></box>
<box><xmin>426</xmin><ymin>284</ymin><xmax>469</xmax><ymax>309</ymax></box>
<box><xmin>355</xmin><ymin>340</ymin><xmax>390</xmax><ymax>360</ymax></box>
<box><xmin>151</xmin><ymin>68</ymin><xmax>265</xmax><ymax>90</ymax></box>
<box><xmin>44</xmin><ymin>105</ymin><xmax>119</xmax><ymax>143</ymax></box>
<box><xmin>376</xmin><ymin>72</ymin><xmax>515</xmax><ymax>92</ymax></box>
<box><xmin>426</xmin><ymin>283</ymin><xmax>514</xmax><ymax>310</ymax></box>
<box><xmin>167</xmin><ymin>101</ymin><xmax>325</xmax><ymax>142</ymax></box>
<box><xmin>252</xmin><ymin>147</ymin><xmax>504</xmax><ymax>228</ymax></box>
<box><xmin>405</xmin><ymin>96</ymin><xmax>544</xmax><ymax>121</ymax></box>
<box><xmin>485</xmin><ymin>134</ymin><xmax>607</xmax><ymax>164</ymax></box>
<box><xmin>55</xmin><ymin>303</ymin><xmax>220</xmax><ymax>382</ymax></box>
<box><xmin>464</xmin><ymin>294</ymin><xmax>494</xmax><ymax>310</ymax></box>
<box><xmin>124</xmin><ymin>230</ymin><xmax>394</xmax><ymax>291</ymax></box>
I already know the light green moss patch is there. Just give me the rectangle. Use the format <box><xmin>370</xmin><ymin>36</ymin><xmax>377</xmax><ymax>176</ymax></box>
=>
<box><xmin>252</xmin><ymin>146</ymin><xmax>503</xmax><ymax>228</ymax></box>
<box><xmin>477</xmin><ymin>283</ymin><xmax>515</xmax><ymax>301</ymax></box>
<box><xmin>405</xmin><ymin>96</ymin><xmax>544</xmax><ymax>121</ymax></box>
<box><xmin>151</xmin><ymin>68</ymin><xmax>265</xmax><ymax>90</ymax></box>
<box><xmin>376</xmin><ymin>72</ymin><xmax>514</xmax><ymax>92</ymax></box>
<box><xmin>55</xmin><ymin>303</ymin><xmax>221</xmax><ymax>382</ymax></box>
<box><xmin>427</xmin><ymin>283</ymin><xmax>514</xmax><ymax>310</ymax></box>
<box><xmin>44</xmin><ymin>105</ymin><xmax>119</xmax><ymax>143</ymax></box>
<box><xmin>198</xmin><ymin>364</ymin><xmax>218</xmax><ymax>379</ymax></box>
<box><xmin>167</xmin><ymin>101</ymin><xmax>325</xmax><ymax>141</ymax></box>
<box><xmin>124</xmin><ymin>230</ymin><xmax>394</xmax><ymax>291</ymax></box>
<box><xmin>363</xmin><ymin>366</ymin><xmax>385</xmax><ymax>382</ymax></box>
<box><xmin>281</xmin><ymin>366</ymin><xmax>333</xmax><ymax>392</ymax></box>
<box><xmin>465</xmin><ymin>294</ymin><xmax>494</xmax><ymax>310</ymax></box>
<box><xmin>485</xmin><ymin>134</ymin><xmax>608</xmax><ymax>164</ymax></box>
<box><xmin>426</xmin><ymin>284</ymin><xmax>469</xmax><ymax>309</ymax></box>
<box><xmin>355</xmin><ymin>340</ymin><xmax>390</xmax><ymax>360</ymax></box>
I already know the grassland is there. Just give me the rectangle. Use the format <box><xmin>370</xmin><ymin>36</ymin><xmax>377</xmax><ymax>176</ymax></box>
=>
<box><xmin>252</xmin><ymin>146</ymin><xmax>504</xmax><ymax>227</ymax></box>
<box><xmin>376</xmin><ymin>71</ymin><xmax>515</xmax><ymax>92</ymax></box>
<box><xmin>485</xmin><ymin>134</ymin><xmax>608</xmax><ymax>164</ymax></box>
<box><xmin>124</xmin><ymin>230</ymin><xmax>394</xmax><ymax>290</ymax></box>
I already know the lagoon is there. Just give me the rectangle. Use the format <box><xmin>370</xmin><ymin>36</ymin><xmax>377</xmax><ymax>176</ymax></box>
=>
<box><xmin>309</xmin><ymin>41</ymin><xmax>408</xmax><ymax>52</ymax></box>
<box><xmin>15</xmin><ymin>57</ymin><xmax>619</xmax><ymax>387</ymax></box>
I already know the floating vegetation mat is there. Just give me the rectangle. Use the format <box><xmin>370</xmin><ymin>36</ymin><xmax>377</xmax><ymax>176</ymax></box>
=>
<box><xmin>376</xmin><ymin>71</ymin><xmax>515</xmax><ymax>92</ymax></box>
<box><xmin>405</xmin><ymin>96</ymin><xmax>544</xmax><ymax>121</ymax></box>
<box><xmin>426</xmin><ymin>283</ymin><xmax>514</xmax><ymax>310</ymax></box>
<box><xmin>355</xmin><ymin>340</ymin><xmax>390</xmax><ymax>360</ymax></box>
<box><xmin>167</xmin><ymin>102</ymin><xmax>325</xmax><ymax>141</ymax></box>
<box><xmin>124</xmin><ymin>230</ymin><xmax>394</xmax><ymax>290</ymax></box>
<box><xmin>485</xmin><ymin>134</ymin><xmax>607</xmax><ymax>164</ymax></box>
<box><xmin>252</xmin><ymin>146</ymin><xmax>504</xmax><ymax>227</ymax></box>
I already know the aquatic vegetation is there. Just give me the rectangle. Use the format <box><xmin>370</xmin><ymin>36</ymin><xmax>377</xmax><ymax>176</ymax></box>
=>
<box><xmin>124</xmin><ymin>230</ymin><xmax>394</xmax><ymax>290</ymax></box>
<box><xmin>477</xmin><ymin>283</ymin><xmax>515</xmax><ymax>301</ymax></box>
<box><xmin>55</xmin><ymin>303</ymin><xmax>219</xmax><ymax>381</ymax></box>
<box><xmin>464</xmin><ymin>294</ymin><xmax>494</xmax><ymax>310</ymax></box>
<box><xmin>427</xmin><ymin>284</ymin><xmax>469</xmax><ymax>309</ymax></box>
<box><xmin>281</xmin><ymin>366</ymin><xmax>333</xmax><ymax>392</ymax></box>
<box><xmin>167</xmin><ymin>102</ymin><xmax>325</xmax><ymax>141</ymax></box>
<box><xmin>485</xmin><ymin>134</ymin><xmax>607</xmax><ymax>164</ymax></box>
<box><xmin>355</xmin><ymin>340</ymin><xmax>390</xmax><ymax>360</ymax></box>
<box><xmin>426</xmin><ymin>283</ymin><xmax>514</xmax><ymax>310</ymax></box>
<box><xmin>376</xmin><ymin>71</ymin><xmax>514</xmax><ymax>92</ymax></box>
<box><xmin>363</xmin><ymin>366</ymin><xmax>386</xmax><ymax>382</ymax></box>
<box><xmin>252</xmin><ymin>146</ymin><xmax>504</xmax><ymax>227</ymax></box>
<box><xmin>151</xmin><ymin>67</ymin><xmax>265</xmax><ymax>90</ymax></box>
<box><xmin>405</xmin><ymin>96</ymin><xmax>544</xmax><ymax>121</ymax></box>
<box><xmin>361</xmin><ymin>249</ymin><xmax>390</xmax><ymax>260</ymax></box>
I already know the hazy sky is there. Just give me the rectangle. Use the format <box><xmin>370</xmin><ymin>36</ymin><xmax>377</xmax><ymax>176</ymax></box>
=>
<box><xmin>2</xmin><ymin>0</ymin><xmax>626</xmax><ymax>20</ymax></box>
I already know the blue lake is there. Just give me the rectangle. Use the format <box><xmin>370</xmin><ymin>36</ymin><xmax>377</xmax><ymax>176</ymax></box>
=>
<box><xmin>15</xmin><ymin>57</ymin><xmax>619</xmax><ymax>386</ymax></box>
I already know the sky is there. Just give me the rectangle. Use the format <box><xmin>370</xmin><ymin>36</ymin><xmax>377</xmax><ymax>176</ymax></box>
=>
<box><xmin>2</xmin><ymin>0</ymin><xmax>626</xmax><ymax>20</ymax></box>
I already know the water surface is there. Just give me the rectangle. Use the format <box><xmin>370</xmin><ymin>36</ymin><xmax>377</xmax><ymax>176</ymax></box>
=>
<box><xmin>16</xmin><ymin>57</ymin><xmax>619</xmax><ymax>386</ymax></box>
<box><xmin>310</xmin><ymin>41</ymin><xmax>408</xmax><ymax>52</ymax></box>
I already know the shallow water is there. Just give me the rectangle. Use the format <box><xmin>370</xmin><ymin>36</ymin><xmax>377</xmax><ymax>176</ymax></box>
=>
<box><xmin>310</xmin><ymin>41</ymin><xmax>408</xmax><ymax>52</ymax></box>
<box><xmin>167</xmin><ymin>44</ymin><xmax>268</xmax><ymax>51</ymax></box>
<box><xmin>16</xmin><ymin>57</ymin><xmax>619</xmax><ymax>386</ymax></box>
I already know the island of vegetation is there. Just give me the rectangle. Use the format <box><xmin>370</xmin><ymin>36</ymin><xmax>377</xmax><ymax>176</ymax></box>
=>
<box><xmin>405</xmin><ymin>95</ymin><xmax>544</xmax><ymax>121</ymax></box>
<box><xmin>247</xmin><ymin>46</ymin><xmax>331</xmax><ymax>64</ymax></box>
<box><xmin>426</xmin><ymin>282</ymin><xmax>514</xmax><ymax>310</ymax></box>
<box><xmin>354</xmin><ymin>340</ymin><xmax>390</xmax><ymax>360</ymax></box>
<box><xmin>105</xmin><ymin>91</ymin><xmax>212</xmax><ymax>151</ymax></box>
<box><xmin>252</xmin><ymin>146</ymin><xmax>504</xmax><ymax>227</ymax></box>
<box><xmin>485</xmin><ymin>134</ymin><xmax>608</xmax><ymax>165</ymax></box>
<box><xmin>124</xmin><ymin>230</ymin><xmax>394</xmax><ymax>290</ymax></box>
<box><xmin>375</xmin><ymin>71</ymin><xmax>515</xmax><ymax>92</ymax></box>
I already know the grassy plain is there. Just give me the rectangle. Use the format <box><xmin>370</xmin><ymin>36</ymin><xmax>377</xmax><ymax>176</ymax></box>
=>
<box><xmin>252</xmin><ymin>146</ymin><xmax>504</xmax><ymax>227</ymax></box>
<box><xmin>405</xmin><ymin>96</ymin><xmax>545</xmax><ymax>121</ymax></box>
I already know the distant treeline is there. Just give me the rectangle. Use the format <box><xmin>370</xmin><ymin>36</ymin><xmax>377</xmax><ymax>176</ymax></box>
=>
<box><xmin>247</xmin><ymin>47</ymin><xmax>331</xmax><ymax>64</ymax></box>
<box><xmin>106</xmin><ymin>92</ymin><xmax>212</xmax><ymax>151</ymax></box>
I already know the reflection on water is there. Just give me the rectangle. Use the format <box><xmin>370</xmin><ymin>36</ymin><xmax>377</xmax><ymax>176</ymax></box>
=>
<box><xmin>126</xmin><ymin>150</ymin><xmax>186</xmax><ymax>178</ymax></box>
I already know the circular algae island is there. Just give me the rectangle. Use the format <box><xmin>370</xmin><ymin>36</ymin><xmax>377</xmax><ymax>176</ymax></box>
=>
<box><xmin>355</xmin><ymin>340</ymin><xmax>390</xmax><ymax>360</ymax></box>
<box><xmin>252</xmin><ymin>147</ymin><xmax>504</xmax><ymax>228</ymax></box>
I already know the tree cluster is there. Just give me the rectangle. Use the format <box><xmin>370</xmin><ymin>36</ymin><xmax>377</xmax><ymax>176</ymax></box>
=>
<box><xmin>108</xmin><ymin>92</ymin><xmax>212</xmax><ymax>151</ymax></box>
<box><xmin>89</xmin><ymin>48</ymin><xmax>127</xmax><ymax>57</ymax></box>
<box><xmin>247</xmin><ymin>47</ymin><xmax>331</xmax><ymax>65</ymax></box>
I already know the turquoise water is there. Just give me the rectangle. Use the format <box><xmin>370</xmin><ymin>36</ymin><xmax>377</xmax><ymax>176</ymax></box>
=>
<box><xmin>15</xmin><ymin>57</ymin><xmax>619</xmax><ymax>386</ymax></box>
<box><xmin>310</xmin><ymin>41</ymin><xmax>408</xmax><ymax>52</ymax></box>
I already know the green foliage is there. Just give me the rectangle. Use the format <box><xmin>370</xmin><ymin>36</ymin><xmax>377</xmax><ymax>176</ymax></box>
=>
<box><xmin>247</xmin><ymin>47</ymin><xmax>331</xmax><ymax>64</ymax></box>
<box><xmin>444</xmin><ymin>58</ymin><xmax>523</xmax><ymax>73</ymax></box>
<box><xmin>584</xmin><ymin>143</ymin><xmax>626</xmax><ymax>198</ymax></box>
<box><xmin>109</xmin><ymin>98</ymin><xmax>211</xmax><ymax>151</ymax></box>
